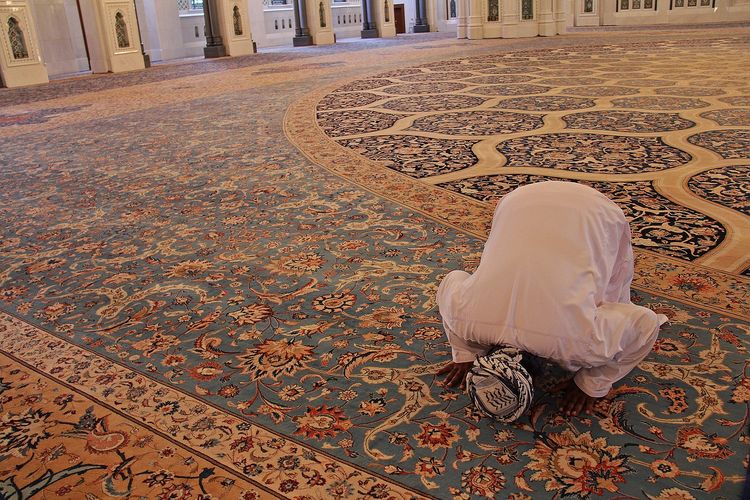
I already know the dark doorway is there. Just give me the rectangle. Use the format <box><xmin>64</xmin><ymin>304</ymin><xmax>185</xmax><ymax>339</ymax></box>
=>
<box><xmin>394</xmin><ymin>4</ymin><xmax>406</xmax><ymax>34</ymax></box>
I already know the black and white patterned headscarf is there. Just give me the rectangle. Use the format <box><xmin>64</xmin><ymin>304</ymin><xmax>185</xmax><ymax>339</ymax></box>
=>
<box><xmin>466</xmin><ymin>344</ymin><xmax>534</xmax><ymax>423</ymax></box>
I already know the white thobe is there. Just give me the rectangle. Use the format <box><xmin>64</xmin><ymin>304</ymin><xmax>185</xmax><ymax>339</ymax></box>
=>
<box><xmin>437</xmin><ymin>182</ymin><xmax>666</xmax><ymax>398</ymax></box>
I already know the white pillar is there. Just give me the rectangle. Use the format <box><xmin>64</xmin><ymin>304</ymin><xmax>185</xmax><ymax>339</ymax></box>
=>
<box><xmin>456</xmin><ymin>0</ymin><xmax>468</xmax><ymax>37</ymax></box>
<box><xmin>78</xmin><ymin>0</ymin><xmax>145</xmax><ymax>73</ymax></box>
<box><xmin>215</xmin><ymin>0</ymin><xmax>254</xmax><ymax>55</ymax></box>
<box><xmin>555</xmin><ymin>0</ymin><xmax>567</xmax><ymax>33</ymax></box>
<box><xmin>305</xmin><ymin>0</ymin><xmax>334</xmax><ymax>44</ymax></box>
<box><xmin>246</xmin><ymin>0</ymin><xmax>269</xmax><ymax>48</ymax></box>
<box><xmin>28</xmin><ymin>0</ymin><xmax>89</xmax><ymax>77</ymax></box>
<box><xmin>426</xmin><ymin>0</ymin><xmax>439</xmax><ymax>30</ymax></box>
<box><xmin>538</xmin><ymin>0</ymin><xmax>555</xmax><ymax>35</ymax></box>
<box><xmin>137</xmin><ymin>0</ymin><xmax>186</xmax><ymax>62</ymax></box>
<box><xmin>501</xmin><ymin>0</ymin><xmax>519</xmax><ymax>37</ymax></box>
<box><xmin>0</xmin><ymin>1</ymin><xmax>49</xmax><ymax>87</ymax></box>
<box><xmin>466</xmin><ymin>0</ymin><xmax>483</xmax><ymax>38</ymax></box>
<box><xmin>375</xmin><ymin>0</ymin><xmax>397</xmax><ymax>37</ymax></box>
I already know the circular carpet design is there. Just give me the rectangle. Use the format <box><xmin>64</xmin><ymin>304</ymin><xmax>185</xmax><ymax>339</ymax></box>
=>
<box><xmin>295</xmin><ymin>39</ymin><xmax>750</xmax><ymax>270</ymax></box>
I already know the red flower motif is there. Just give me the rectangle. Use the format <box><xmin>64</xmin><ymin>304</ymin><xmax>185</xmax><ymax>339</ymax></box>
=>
<box><xmin>188</xmin><ymin>361</ymin><xmax>223</xmax><ymax>381</ymax></box>
<box><xmin>84</xmin><ymin>420</ymin><xmax>129</xmax><ymax>455</ymax></box>
<box><xmin>158</xmin><ymin>483</ymin><xmax>193</xmax><ymax>500</ymax></box>
<box><xmin>415</xmin><ymin>422</ymin><xmax>459</xmax><ymax>451</ymax></box>
<box><xmin>670</xmin><ymin>274</ymin><xmax>717</xmax><ymax>293</ymax></box>
<box><xmin>526</xmin><ymin>431</ymin><xmax>630</xmax><ymax>497</ymax></box>
<box><xmin>461</xmin><ymin>465</ymin><xmax>505</xmax><ymax>497</ymax></box>
<box><xmin>676</xmin><ymin>427</ymin><xmax>734</xmax><ymax>459</ymax></box>
<box><xmin>293</xmin><ymin>405</ymin><xmax>352</xmax><ymax>440</ymax></box>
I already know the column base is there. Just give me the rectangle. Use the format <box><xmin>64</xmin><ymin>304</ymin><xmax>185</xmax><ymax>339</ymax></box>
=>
<box><xmin>293</xmin><ymin>35</ymin><xmax>314</xmax><ymax>46</ymax></box>
<box><xmin>413</xmin><ymin>24</ymin><xmax>430</xmax><ymax>32</ymax></box>
<box><xmin>361</xmin><ymin>28</ymin><xmax>379</xmax><ymax>38</ymax></box>
<box><xmin>466</xmin><ymin>23</ymin><xmax>484</xmax><ymax>39</ymax></box>
<box><xmin>204</xmin><ymin>45</ymin><xmax>227</xmax><ymax>58</ymax></box>
<box><xmin>538</xmin><ymin>21</ymin><xmax>556</xmax><ymax>36</ymax></box>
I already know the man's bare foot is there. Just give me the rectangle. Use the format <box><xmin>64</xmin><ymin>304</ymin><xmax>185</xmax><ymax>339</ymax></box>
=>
<box><xmin>436</xmin><ymin>361</ymin><xmax>474</xmax><ymax>390</ymax></box>
<box><xmin>554</xmin><ymin>379</ymin><xmax>600</xmax><ymax>417</ymax></box>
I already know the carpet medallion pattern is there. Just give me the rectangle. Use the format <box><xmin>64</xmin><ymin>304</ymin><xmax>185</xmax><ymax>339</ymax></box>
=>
<box><xmin>0</xmin><ymin>32</ymin><xmax>749</xmax><ymax>499</ymax></box>
<box><xmin>290</xmin><ymin>36</ymin><xmax>750</xmax><ymax>275</ymax></box>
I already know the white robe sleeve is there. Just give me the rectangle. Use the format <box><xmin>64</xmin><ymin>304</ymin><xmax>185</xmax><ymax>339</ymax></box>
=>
<box><xmin>573</xmin><ymin>303</ymin><xmax>666</xmax><ymax>398</ymax></box>
<box><xmin>443</xmin><ymin>321</ymin><xmax>489</xmax><ymax>363</ymax></box>
<box><xmin>437</xmin><ymin>269</ymin><xmax>492</xmax><ymax>363</ymax></box>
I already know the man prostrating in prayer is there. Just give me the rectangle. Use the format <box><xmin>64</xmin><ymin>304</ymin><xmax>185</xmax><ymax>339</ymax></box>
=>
<box><xmin>436</xmin><ymin>181</ymin><xmax>666</xmax><ymax>422</ymax></box>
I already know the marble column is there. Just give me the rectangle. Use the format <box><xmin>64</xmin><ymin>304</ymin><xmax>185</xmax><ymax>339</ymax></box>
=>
<box><xmin>374</xmin><ymin>0</ymin><xmax>396</xmax><ymax>37</ymax></box>
<box><xmin>554</xmin><ymin>0</ymin><xmax>566</xmax><ymax>34</ymax></box>
<box><xmin>307</xmin><ymin>0</ymin><xmax>335</xmax><ymax>45</ymax></box>
<box><xmin>466</xmin><ymin>0</ymin><xmax>483</xmax><ymax>38</ymax></box>
<box><xmin>214</xmin><ymin>0</ymin><xmax>254</xmax><ymax>55</ymax></box>
<box><xmin>203</xmin><ymin>0</ymin><xmax>226</xmax><ymax>57</ymax></box>
<box><xmin>538</xmin><ymin>0</ymin><xmax>556</xmax><ymax>35</ymax></box>
<box><xmin>413</xmin><ymin>0</ymin><xmax>429</xmax><ymax>32</ymax></box>
<box><xmin>500</xmin><ymin>0</ymin><xmax>519</xmax><ymax>38</ymax></box>
<box><xmin>456</xmin><ymin>0</ymin><xmax>468</xmax><ymax>38</ymax></box>
<box><xmin>77</xmin><ymin>0</ymin><xmax>146</xmax><ymax>73</ymax></box>
<box><xmin>293</xmin><ymin>0</ymin><xmax>313</xmax><ymax>46</ymax></box>
<box><xmin>361</xmin><ymin>0</ymin><xmax>378</xmax><ymax>37</ymax></box>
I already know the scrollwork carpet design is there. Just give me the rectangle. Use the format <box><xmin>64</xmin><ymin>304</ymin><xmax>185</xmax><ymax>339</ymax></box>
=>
<box><xmin>1</xmin><ymin>30</ymin><xmax>749</xmax><ymax>499</ymax></box>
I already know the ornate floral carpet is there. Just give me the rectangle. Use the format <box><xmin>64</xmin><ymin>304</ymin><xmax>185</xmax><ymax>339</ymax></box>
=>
<box><xmin>1</xmin><ymin>28</ymin><xmax>749</xmax><ymax>499</ymax></box>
